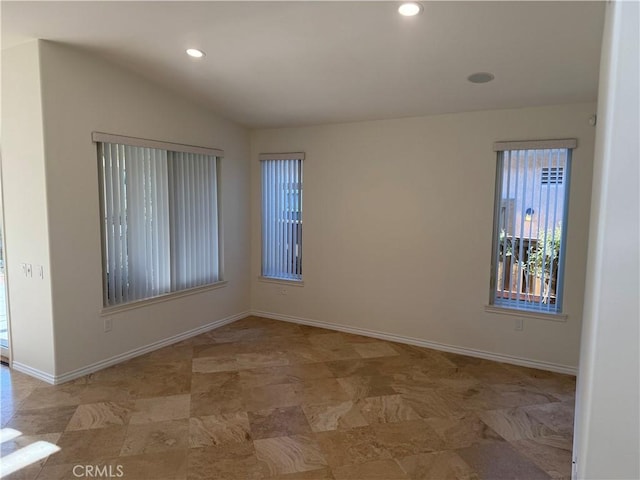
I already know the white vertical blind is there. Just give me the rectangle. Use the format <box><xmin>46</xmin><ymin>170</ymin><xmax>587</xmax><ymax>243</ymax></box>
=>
<box><xmin>260</xmin><ymin>154</ymin><xmax>304</xmax><ymax>280</ymax></box>
<box><xmin>126</xmin><ymin>146</ymin><xmax>170</xmax><ymax>303</ymax></box>
<box><xmin>98</xmin><ymin>140</ymin><xmax>221</xmax><ymax>307</ymax></box>
<box><xmin>492</xmin><ymin>146</ymin><xmax>571</xmax><ymax>313</ymax></box>
<box><xmin>168</xmin><ymin>151</ymin><xmax>219</xmax><ymax>291</ymax></box>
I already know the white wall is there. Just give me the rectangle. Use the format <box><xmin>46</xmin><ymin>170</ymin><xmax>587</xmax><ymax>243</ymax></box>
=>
<box><xmin>573</xmin><ymin>1</ymin><xmax>640</xmax><ymax>478</ymax></box>
<box><xmin>251</xmin><ymin>103</ymin><xmax>596</xmax><ymax>370</ymax></box>
<box><xmin>31</xmin><ymin>41</ymin><xmax>250</xmax><ymax>377</ymax></box>
<box><xmin>0</xmin><ymin>41</ymin><xmax>56</xmax><ymax>376</ymax></box>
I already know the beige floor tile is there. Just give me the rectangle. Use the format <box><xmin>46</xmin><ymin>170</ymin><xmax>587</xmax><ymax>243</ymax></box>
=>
<box><xmin>189</xmin><ymin>412</ymin><xmax>251</xmax><ymax>447</ymax></box>
<box><xmin>254</xmin><ymin>434</ymin><xmax>328</xmax><ymax>476</ymax></box>
<box><xmin>120</xmin><ymin>419</ymin><xmax>189</xmax><ymax>456</ymax></box>
<box><xmin>510</xmin><ymin>434</ymin><xmax>573</xmax><ymax>479</ymax></box>
<box><xmin>352</xmin><ymin>342</ymin><xmax>401</xmax><ymax>359</ymax></box>
<box><xmin>456</xmin><ymin>441</ymin><xmax>552</xmax><ymax>479</ymax></box>
<box><xmin>6</xmin><ymin>406</ymin><xmax>77</xmax><ymax>435</ymax></box>
<box><xmin>190</xmin><ymin>371</ymin><xmax>240</xmax><ymax>394</ymax></box>
<box><xmin>478</xmin><ymin>408</ymin><xmax>558</xmax><ymax>441</ymax></box>
<box><xmin>248</xmin><ymin>405</ymin><xmax>312</xmax><ymax>439</ymax></box>
<box><xmin>337</xmin><ymin>375</ymin><xmax>397</xmax><ymax>400</ymax></box>
<box><xmin>238</xmin><ymin>363</ymin><xmax>334</xmax><ymax>389</ymax></box>
<box><xmin>315</xmin><ymin>426</ymin><xmax>392</xmax><ymax>468</ymax></box>
<box><xmin>45</xmin><ymin>426</ymin><xmax>127</xmax><ymax>466</ymax></box>
<box><xmin>397</xmin><ymin>451</ymin><xmax>479</xmax><ymax>480</ymax></box>
<box><xmin>130</xmin><ymin>394</ymin><xmax>190</xmax><ymax>424</ymax></box>
<box><xmin>243</xmin><ymin>383</ymin><xmax>302</xmax><ymax>411</ymax></box>
<box><xmin>0</xmin><ymin>316</ymin><xmax>577</xmax><ymax>480</ymax></box>
<box><xmin>372</xmin><ymin>420</ymin><xmax>446</xmax><ymax>457</ymax></box>
<box><xmin>269</xmin><ymin>466</ymin><xmax>336</xmax><ymax>479</ymax></box>
<box><xmin>357</xmin><ymin>394</ymin><xmax>421</xmax><ymax>424</ymax></box>
<box><xmin>522</xmin><ymin>401</ymin><xmax>575</xmax><ymax>434</ymax></box>
<box><xmin>302</xmin><ymin>401</ymin><xmax>369</xmax><ymax>432</ymax></box>
<box><xmin>424</xmin><ymin>412</ymin><xmax>504</xmax><ymax>449</ymax></box>
<box><xmin>65</xmin><ymin>401</ymin><xmax>132</xmax><ymax>431</ymax></box>
<box><xmin>332</xmin><ymin>458</ymin><xmax>409</xmax><ymax>480</ymax></box>
<box><xmin>187</xmin><ymin>443</ymin><xmax>269</xmax><ymax>480</ymax></box>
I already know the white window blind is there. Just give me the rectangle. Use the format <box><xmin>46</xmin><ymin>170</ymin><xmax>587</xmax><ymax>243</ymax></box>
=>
<box><xmin>490</xmin><ymin>140</ymin><xmax>574</xmax><ymax>313</ymax></box>
<box><xmin>97</xmin><ymin>135</ymin><xmax>222</xmax><ymax>307</ymax></box>
<box><xmin>260</xmin><ymin>153</ymin><xmax>304</xmax><ymax>281</ymax></box>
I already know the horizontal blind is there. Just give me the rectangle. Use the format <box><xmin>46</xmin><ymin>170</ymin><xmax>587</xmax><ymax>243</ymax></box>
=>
<box><xmin>493</xmin><ymin>148</ymin><xmax>571</xmax><ymax>313</ymax></box>
<box><xmin>261</xmin><ymin>155</ymin><xmax>303</xmax><ymax>280</ymax></box>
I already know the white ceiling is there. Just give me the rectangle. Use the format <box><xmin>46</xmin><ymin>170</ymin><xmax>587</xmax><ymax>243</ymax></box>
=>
<box><xmin>2</xmin><ymin>1</ymin><xmax>605</xmax><ymax>128</ymax></box>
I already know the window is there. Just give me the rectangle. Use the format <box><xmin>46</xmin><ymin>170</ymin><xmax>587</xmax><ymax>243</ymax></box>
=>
<box><xmin>260</xmin><ymin>153</ymin><xmax>304</xmax><ymax>281</ymax></box>
<box><xmin>94</xmin><ymin>133</ymin><xmax>223</xmax><ymax>307</ymax></box>
<box><xmin>490</xmin><ymin>139</ymin><xmax>575</xmax><ymax>314</ymax></box>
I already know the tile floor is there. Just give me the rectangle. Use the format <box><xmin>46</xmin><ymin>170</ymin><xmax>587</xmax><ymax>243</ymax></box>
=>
<box><xmin>0</xmin><ymin>316</ymin><xmax>576</xmax><ymax>479</ymax></box>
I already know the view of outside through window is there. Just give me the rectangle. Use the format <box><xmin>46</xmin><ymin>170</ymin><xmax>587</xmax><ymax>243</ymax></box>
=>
<box><xmin>493</xmin><ymin>148</ymin><xmax>570</xmax><ymax>313</ymax></box>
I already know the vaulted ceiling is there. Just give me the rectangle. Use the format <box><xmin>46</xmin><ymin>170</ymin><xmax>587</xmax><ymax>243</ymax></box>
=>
<box><xmin>2</xmin><ymin>1</ymin><xmax>605</xmax><ymax>128</ymax></box>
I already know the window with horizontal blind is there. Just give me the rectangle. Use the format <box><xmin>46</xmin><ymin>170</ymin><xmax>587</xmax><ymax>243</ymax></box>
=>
<box><xmin>490</xmin><ymin>139</ymin><xmax>575</xmax><ymax>314</ymax></box>
<box><xmin>94</xmin><ymin>132</ymin><xmax>223</xmax><ymax>307</ymax></box>
<box><xmin>260</xmin><ymin>153</ymin><xmax>304</xmax><ymax>281</ymax></box>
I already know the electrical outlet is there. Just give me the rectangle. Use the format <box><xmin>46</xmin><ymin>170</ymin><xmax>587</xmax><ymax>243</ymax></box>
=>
<box><xmin>104</xmin><ymin>317</ymin><xmax>113</xmax><ymax>333</ymax></box>
<box><xmin>515</xmin><ymin>318</ymin><xmax>524</xmax><ymax>331</ymax></box>
<box><xmin>280</xmin><ymin>288</ymin><xmax>288</xmax><ymax>296</ymax></box>
<box><xmin>22</xmin><ymin>263</ymin><xmax>33</xmax><ymax>278</ymax></box>
<box><xmin>37</xmin><ymin>265</ymin><xmax>44</xmax><ymax>279</ymax></box>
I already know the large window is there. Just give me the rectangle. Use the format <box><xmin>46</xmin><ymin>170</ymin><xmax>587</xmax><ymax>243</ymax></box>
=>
<box><xmin>490</xmin><ymin>139</ymin><xmax>575</xmax><ymax>314</ymax></box>
<box><xmin>260</xmin><ymin>153</ymin><xmax>304</xmax><ymax>281</ymax></box>
<box><xmin>94</xmin><ymin>133</ymin><xmax>223</xmax><ymax>307</ymax></box>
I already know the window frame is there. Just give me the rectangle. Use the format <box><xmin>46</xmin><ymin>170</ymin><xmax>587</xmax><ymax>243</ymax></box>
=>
<box><xmin>93</xmin><ymin>132</ymin><xmax>225</xmax><ymax>310</ymax></box>
<box><xmin>488</xmin><ymin>138</ymin><xmax>576</xmax><ymax>318</ymax></box>
<box><xmin>259</xmin><ymin>152</ymin><xmax>305</xmax><ymax>283</ymax></box>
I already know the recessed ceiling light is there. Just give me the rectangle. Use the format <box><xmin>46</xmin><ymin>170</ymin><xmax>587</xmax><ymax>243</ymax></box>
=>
<box><xmin>186</xmin><ymin>48</ymin><xmax>205</xmax><ymax>58</ymax></box>
<box><xmin>467</xmin><ymin>72</ymin><xmax>495</xmax><ymax>84</ymax></box>
<box><xmin>398</xmin><ymin>2</ymin><xmax>423</xmax><ymax>16</ymax></box>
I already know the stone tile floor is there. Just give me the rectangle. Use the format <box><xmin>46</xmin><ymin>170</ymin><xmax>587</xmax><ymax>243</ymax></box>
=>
<box><xmin>0</xmin><ymin>316</ymin><xmax>576</xmax><ymax>479</ymax></box>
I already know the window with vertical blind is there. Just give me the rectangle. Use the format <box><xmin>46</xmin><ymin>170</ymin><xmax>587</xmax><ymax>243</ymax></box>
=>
<box><xmin>93</xmin><ymin>132</ymin><xmax>223</xmax><ymax>307</ymax></box>
<box><xmin>490</xmin><ymin>139</ymin><xmax>575</xmax><ymax>314</ymax></box>
<box><xmin>260</xmin><ymin>153</ymin><xmax>304</xmax><ymax>281</ymax></box>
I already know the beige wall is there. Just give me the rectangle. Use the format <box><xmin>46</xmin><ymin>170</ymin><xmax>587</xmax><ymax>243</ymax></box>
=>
<box><xmin>32</xmin><ymin>41</ymin><xmax>250</xmax><ymax>376</ymax></box>
<box><xmin>250</xmin><ymin>103</ymin><xmax>596</xmax><ymax>370</ymax></box>
<box><xmin>1</xmin><ymin>41</ymin><xmax>56</xmax><ymax>375</ymax></box>
<box><xmin>574</xmin><ymin>1</ymin><xmax>640</xmax><ymax>477</ymax></box>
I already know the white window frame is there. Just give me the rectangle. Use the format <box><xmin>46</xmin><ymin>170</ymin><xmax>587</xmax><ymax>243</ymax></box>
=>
<box><xmin>93</xmin><ymin>132</ymin><xmax>225</xmax><ymax>310</ymax></box>
<box><xmin>488</xmin><ymin>138</ymin><xmax>576</xmax><ymax>318</ymax></box>
<box><xmin>260</xmin><ymin>152</ymin><xmax>304</xmax><ymax>283</ymax></box>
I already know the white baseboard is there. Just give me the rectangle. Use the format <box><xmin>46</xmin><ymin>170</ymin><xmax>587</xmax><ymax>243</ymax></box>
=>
<box><xmin>11</xmin><ymin>362</ymin><xmax>56</xmax><ymax>384</ymax></box>
<box><xmin>51</xmin><ymin>311</ymin><xmax>250</xmax><ymax>384</ymax></box>
<box><xmin>251</xmin><ymin>310</ymin><xmax>578</xmax><ymax>376</ymax></box>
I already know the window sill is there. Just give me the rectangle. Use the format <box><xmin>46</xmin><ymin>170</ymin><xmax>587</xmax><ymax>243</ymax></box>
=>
<box><xmin>101</xmin><ymin>281</ymin><xmax>228</xmax><ymax>316</ymax></box>
<box><xmin>484</xmin><ymin>305</ymin><xmax>568</xmax><ymax>322</ymax></box>
<box><xmin>258</xmin><ymin>276</ymin><xmax>304</xmax><ymax>287</ymax></box>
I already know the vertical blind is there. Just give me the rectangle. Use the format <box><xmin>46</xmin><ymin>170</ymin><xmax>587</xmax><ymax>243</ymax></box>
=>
<box><xmin>491</xmin><ymin>139</ymin><xmax>574</xmax><ymax>313</ymax></box>
<box><xmin>97</xmin><ymin>135</ymin><xmax>222</xmax><ymax>307</ymax></box>
<box><xmin>260</xmin><ymin>153</ymin><xmax>304</xmax><ymax>280</ymax></box>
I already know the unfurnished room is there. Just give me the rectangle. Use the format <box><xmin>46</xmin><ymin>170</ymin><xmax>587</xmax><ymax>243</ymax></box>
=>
<box><xmin>0</xmin><ymin>1</ymin><xmax>638</xmax><ymax>479</ymax></box>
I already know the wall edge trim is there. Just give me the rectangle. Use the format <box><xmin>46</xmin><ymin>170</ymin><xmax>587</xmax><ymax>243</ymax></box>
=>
<box><xmin>251</xmin><ymin>310</ymin><xmax>578</xmax><ymax>375</ymax></box>
<box><xmin>49</xmin><ymin>310</ymin><xmax>250</xmax><ymax>384</ymax></box>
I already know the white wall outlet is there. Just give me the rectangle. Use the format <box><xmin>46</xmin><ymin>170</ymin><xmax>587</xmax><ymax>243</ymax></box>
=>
<box><xmin>515</xmin><ymin>318</ymin><xmax>524</xmax><ymax>331</ymax></box>
<box><xmin>22</xmin><ymin>263</ymin><xmax>33</xmax><ymax>278</ymax></box>
<box><xmin>104</xmin><ymin>317</ymin><xmax>113</xmax><ymax>333</ymax></box>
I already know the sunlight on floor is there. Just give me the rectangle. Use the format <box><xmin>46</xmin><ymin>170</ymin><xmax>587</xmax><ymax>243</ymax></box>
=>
<box><xmin>0</xmin><ymin>428</ymin><xmax>60</xmax><ymax>478</ymax></box>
